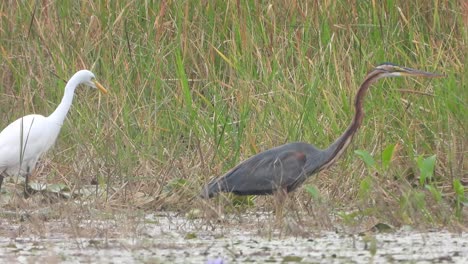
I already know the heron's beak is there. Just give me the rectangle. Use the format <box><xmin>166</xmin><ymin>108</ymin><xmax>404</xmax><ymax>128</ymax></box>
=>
<box><xmin>401</xmin><ymin>67</ymin><xmax>445</xmax><ymax>78</ymax></box>
<box><xmin>93</xmin><ymin>80</ymin><xmax>108</xmax><ymax>94</ymax></box>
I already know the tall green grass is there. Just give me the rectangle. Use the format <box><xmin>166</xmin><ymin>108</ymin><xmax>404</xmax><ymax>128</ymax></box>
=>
<box><xmin>0</xmin><ymin>1</ymin><xmax>465</xmax><ymax>226</ymax></box>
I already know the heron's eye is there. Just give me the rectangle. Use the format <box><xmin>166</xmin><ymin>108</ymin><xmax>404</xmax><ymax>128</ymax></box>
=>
<box><xmin>395</xmin><ymin>66</ymin><xmax>407</xmax><ymax>72</ymax></box>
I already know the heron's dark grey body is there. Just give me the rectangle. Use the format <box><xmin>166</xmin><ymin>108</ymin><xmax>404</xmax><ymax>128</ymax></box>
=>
<box><xmin>200</xmin><ymin>63</ymin><xmax>442</xmax><ymax>199</ymax></box>
<box><xmin>202</xmin><ymin>142</ymin><xmax>332</xmax><ymax>197</ymax></box>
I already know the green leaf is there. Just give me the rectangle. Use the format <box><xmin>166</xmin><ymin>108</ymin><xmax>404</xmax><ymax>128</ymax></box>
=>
<box><xmin>372</xmin><ymin>222</ymin><xmax>394</xmax><ymax>232</ymax></box>
<box><xmin>29</xmin><ymin>182</ymin><xmax>47</xmax><ymax>191</ymax></box>
<box><xmin>163</xmin><ymin>178</ymin><xmax>188</xmax><ymax>193</ymax></box>
<box><xmin>175</xmin><ymin>48</ymin><xmax>194</xmax><ymax>123</ymax></box>
<box><xmin>453</xmin><ymin>179</ymin><xmax>467</xmax><ymax>205</ymax></box>
<box><xmin>185</xmin><ymin>233</ymin><xmax>197</xmax><ymax>239</ymax></box>
<box><xmin>413</xmin><ymin>191</ymin><xmax>426</xmax><ymax>209</ymax></box>
<box><xmin>282</xmin><ymin>256</ymin><xmax>303</xmax><ymax>262</ymax></box>
<box><xmin>355</xmin><ymin>150</ymin><xmax>376</xmax><ymax>168</ymax></box>
<box><xmin>305</xmin><ymin>185</ymin><xmax>320</xmax><ymax>200</ymax></box>
<box><xmin>417</xmin><ymin>155</ymin><xmax>436</xmax><ymax>185</ymax></box>
<box><xmin>359</xmin><ymin>177</ymin><xmax>373</xmax><ymax>199</ymax></box>
<box><xmin>453</xmin><ymin>179</ymin><xmax>467</xmax><ymax>219</ymax></box>
<box><xmin>232</xmin><ymin>195</ymin><xmax>255</xmax><ymax>207</ymax></box>
<box><xmin>453</xmin><ymin>179</ymin><xmax>464</xmax><ymax>198</ymax></box>
<box><xmin>425</xmin><ymin>184</ymin><xmax>442</xmax><ymax>203</ymax></box>
<box><xmin>46</xmin><ymin>183</ymin><xmax>69</xmax><ymax>193</ymax></box>
<box><xmin>381</xmin><ymin>144</ymin><xmax>396</xmax><ymax>169</ymax></box>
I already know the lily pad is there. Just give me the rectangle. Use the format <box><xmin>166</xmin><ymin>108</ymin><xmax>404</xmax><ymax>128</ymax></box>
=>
<box><xmin>46</xmin><ymin>183</ymin><xmax>70</xmax><ymax>193</ymax></box>
<box><xmin>371</xmin><ymin>222</ymin><xmax>394</xmax><ymax>232</ymax></box>
<box><xmin>282</xmin><ymin>255</ymin><xmax>303</xmax><ymax>262</ymax></box>
<box><xmin>29</xmin><ymin>182</ymin><xmax>47</xmax><ymax>192</ymax></box>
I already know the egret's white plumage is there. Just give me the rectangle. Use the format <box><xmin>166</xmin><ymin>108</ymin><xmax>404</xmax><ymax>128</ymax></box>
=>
<box><xmin>0</xmin><ymin>70</ymin><xmax>108</xmax><ymax>194</ymax></box>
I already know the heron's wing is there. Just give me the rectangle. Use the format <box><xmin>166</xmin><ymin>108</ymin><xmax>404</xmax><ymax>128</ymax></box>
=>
<box><xmin>208</xmin><ymin>150</ymin><xmax>308</xmax><ymax>196</ymax></box>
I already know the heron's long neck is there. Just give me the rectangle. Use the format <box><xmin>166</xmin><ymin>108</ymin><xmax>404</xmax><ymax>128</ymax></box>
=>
<box><xmin>320</xmin><ymin>71</ymin><xmax>382</xmax><ymax>170</ymax></box>
<box><xmin>47</xmin><ymin>78</ymin><xmax>79</xmax><ymax>126</ymax></box>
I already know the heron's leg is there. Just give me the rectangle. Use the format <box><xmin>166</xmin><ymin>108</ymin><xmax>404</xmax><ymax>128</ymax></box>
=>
<box><xmin>273</xmin><ymin>187</ymin><xmax>288</xmax><ymax>222</ymax></box>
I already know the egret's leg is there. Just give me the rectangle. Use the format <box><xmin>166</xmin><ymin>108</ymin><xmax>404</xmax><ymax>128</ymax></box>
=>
<box><xmin>24</xmin><ymin>168</ymin><xmax>32</xmax><ymax>198</ymax></box>
<box><xmin>0</xmin><ymin>169</ymin><xmax>6</xmax><ymax>193</ymax></box>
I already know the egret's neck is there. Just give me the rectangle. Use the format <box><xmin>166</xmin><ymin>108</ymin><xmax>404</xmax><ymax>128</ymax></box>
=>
<box><xmin>319</xmin><ymin>71</ymin><xmax>383</xmax><ymax>170</ymax></box>
<box><xmin>47</xmin><ymin>79</ymin><xmax>80</xmax><ymax>126</ymax></box>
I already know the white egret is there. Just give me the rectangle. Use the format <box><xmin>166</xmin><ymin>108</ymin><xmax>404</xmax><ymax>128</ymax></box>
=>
<box><xmin>0</xmin><ymin>70</ymin><xmax>108</xmax><ymax>196</ymax></box>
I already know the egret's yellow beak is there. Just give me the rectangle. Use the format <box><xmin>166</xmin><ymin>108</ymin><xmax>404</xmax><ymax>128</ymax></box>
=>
<box><xmin>400</xmin><ymin>67</ymin><xmax>445</xmax><ymax>78</ymax></box>
<box><xmin>93</xmin><ymin>80</ymin><xmax>108</xmax><ymax>94</ymax></box>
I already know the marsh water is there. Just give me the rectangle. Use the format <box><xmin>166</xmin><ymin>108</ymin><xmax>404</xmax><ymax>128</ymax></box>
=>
<box><xmin>0</xmin><ymin>212</ymin><xmax>466</xmax><ymax>263</ymax></box>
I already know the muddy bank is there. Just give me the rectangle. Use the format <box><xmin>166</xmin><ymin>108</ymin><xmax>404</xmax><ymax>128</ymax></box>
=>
<box><xmin>0</xmin><ymin>212</ymin><xmax>467</xmax><ymax>263</ymax></box>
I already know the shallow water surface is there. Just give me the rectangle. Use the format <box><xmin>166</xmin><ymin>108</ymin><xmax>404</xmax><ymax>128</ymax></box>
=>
<box><xmin>0</xmin><ymin>212</ymin><xmax>466</xmax><ymax>263</ymax></box>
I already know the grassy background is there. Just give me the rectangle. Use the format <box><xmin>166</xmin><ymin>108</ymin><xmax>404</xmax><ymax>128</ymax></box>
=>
<box><xmin>0</xmin><ymin>1</ymin><xmax>466</xmax><ymax>228</ymax></box>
